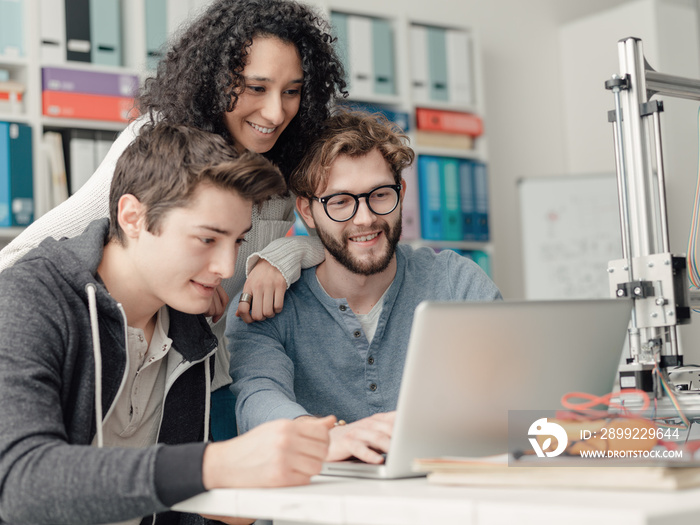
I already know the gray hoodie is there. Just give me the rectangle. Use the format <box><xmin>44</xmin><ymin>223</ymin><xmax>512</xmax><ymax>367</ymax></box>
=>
<box><xmin>0</xmin><ymin>219</ymin><xmax>218</xmax><ymax>525</ymax></box>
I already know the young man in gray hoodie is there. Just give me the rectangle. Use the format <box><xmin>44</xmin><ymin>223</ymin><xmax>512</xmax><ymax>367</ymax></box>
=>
<box><xmin>0</xmin><ymin>123</ymin><xmax>334</xmax><ymax>525</ymax></box>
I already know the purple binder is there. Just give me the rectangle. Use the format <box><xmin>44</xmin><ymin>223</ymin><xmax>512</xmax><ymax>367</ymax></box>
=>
<box><xmin>42</xmin><ymin>67</ymin><xmax>138</xmax><ymax>98</ymax></box>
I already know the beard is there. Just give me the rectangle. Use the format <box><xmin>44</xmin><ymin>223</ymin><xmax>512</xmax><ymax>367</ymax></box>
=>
<box><xmin>314</xmin><ymin>211</ymin><xmax>403</xmax><ymax>276</ymax></box>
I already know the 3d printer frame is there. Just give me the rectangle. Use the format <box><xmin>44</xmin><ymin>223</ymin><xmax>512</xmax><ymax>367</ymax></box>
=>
<box><xmin>606</xmin><ymin>37</ymin><xmax>700</xmax><ymax>414</ymax></box>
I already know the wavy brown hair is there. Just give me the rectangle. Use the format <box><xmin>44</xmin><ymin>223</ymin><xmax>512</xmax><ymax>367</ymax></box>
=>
<box><xmin>290</xmin><ymin>110</ymin><xmax>415</xmax><ymax>199</ymax></box>
<box><xmin>137</xmin><ymin>0</ymin><xmax>347</xmax><ymax>180</ymax></box>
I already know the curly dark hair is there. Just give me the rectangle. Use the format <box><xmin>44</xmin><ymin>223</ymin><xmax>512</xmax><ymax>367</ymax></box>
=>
<box><xmin>137</xmin><ymin>0</ymin><xmax>347</xmax><ymax>179</ymax></box>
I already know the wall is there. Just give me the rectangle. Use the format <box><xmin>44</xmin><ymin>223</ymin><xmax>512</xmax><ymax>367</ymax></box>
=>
<box><xmin>559</xmin><ymin>0</ymin><xmax>700</xmax><ymax>358</ymax></box>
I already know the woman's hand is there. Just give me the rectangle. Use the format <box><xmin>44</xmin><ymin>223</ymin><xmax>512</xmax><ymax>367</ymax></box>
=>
<box><xmin>236</xmin><ymin>259</ymin><xmax>287</xmax><ymax>323</ymax></box>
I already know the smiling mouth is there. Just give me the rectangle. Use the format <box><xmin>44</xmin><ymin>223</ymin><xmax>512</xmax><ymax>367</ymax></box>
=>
<box><xmin>349</xmin><ymin>232</ymin><xmax>380</xmax><ymax>242</ymax></box>
<box><xmin>192</xmin><ymin>281</ymin><xmax>218</xmax><ymax>294</ymax></box>
<box><xmin>248</xmin><ymin>122</ymin><xmax>276</xmax><ymax>134</ymax></box>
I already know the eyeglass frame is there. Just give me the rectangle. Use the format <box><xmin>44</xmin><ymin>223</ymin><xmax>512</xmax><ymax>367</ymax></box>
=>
<box><xmin>312</xmin><ymin>183</ymin><xmax>403</xmax><ymax>223</ymax></box>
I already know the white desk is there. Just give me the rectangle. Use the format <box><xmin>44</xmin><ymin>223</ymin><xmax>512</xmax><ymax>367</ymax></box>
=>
<box><xmin>173</xmin><ymin>475</ymin><xmax>700</xmax><ymax>525</ymax></box>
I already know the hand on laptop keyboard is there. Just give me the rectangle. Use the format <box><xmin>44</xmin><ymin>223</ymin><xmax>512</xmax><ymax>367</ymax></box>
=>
<box><xmin>326</xmin><ymin>411</ymin><xmax>396</xmax><ymax>464</ymax></box>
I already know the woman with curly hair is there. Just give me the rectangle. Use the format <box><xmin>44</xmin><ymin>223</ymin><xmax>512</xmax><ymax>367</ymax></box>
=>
<box><xmin>0</xmin><ymin>0</ymin><xmax>345</xmax><ymax>440</ymax></box>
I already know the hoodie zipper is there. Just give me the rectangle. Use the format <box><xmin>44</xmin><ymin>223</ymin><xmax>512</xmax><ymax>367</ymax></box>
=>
<box><xmin>154</xmin><ymin>349</ymin><xmax>216</xmax><ymax>441</ymax></box>
<box><xmin>151</xmin><ymin>349</ymin><xmax>215</xmax><ymax>525</ymax></box>
<box><xmin>98</xmin><ymin>303</ymin><xmax>132</xmax><ymax>429</ymax></box>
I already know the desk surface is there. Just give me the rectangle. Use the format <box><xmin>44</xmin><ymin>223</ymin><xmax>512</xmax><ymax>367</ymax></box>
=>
<box><xmin>173</xmin><ymin>475</ymin><xmax>700</xmax><ymax>525</ymax></box>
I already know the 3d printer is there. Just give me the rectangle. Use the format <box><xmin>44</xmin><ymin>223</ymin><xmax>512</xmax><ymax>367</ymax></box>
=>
<box><xmin>606</xmin><ymin>37</ymin><xmax>700</xmax><ymax>419</ymax></box>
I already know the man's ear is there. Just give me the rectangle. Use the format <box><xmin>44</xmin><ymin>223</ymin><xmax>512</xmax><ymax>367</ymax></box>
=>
<box><xmin>399</xmin><ymin>178</ymin><xmax>407</xmax><ymax>204</ymax></box>
<box><xmin>117</xmin><ymin>194</ymin><xmax>146</xmax><ymax>240</ymax></box>
<box><xmin>296</xmin><ymin>195</ymin><xmax>317</xmax><ymax>230</ymax></box>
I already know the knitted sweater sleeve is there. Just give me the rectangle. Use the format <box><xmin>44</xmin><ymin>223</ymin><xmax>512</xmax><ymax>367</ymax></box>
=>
<box><xmin>245</xmin><ymin>232</ymin><xmax>325</xmax><ymax>288</ymax></box>
<box><xmin>0</xmin><ymin>119</ymin><xmax>143</xmax><ymax>273</ymax></box>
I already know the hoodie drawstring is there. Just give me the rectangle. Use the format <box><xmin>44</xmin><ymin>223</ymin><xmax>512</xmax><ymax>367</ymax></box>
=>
<box><xmin>204</xmin><ymin>356</ymin><xmax>211</xmax><ymax>442</ymax></box>
<box><xmin>86</xmin><ymin>283</ymin><xmax>104</xmax><ymax>448</ymax></box>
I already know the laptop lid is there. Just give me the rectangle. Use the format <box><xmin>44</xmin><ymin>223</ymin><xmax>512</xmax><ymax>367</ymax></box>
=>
<box><xmin>322</xmin><ymin>298</ymin><xmax>632</xmax><ymax>479</ymax></box>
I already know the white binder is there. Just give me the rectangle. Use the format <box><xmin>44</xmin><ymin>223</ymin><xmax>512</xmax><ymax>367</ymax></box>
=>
<box><xmin>40</xmin><ymin>0</ymin><xmax>66</xmax><ymax>63</ymax></box>
<box><xmin>446</xmin><ymin>28</ymin><xmax>473</xmax><ymax>107</ymax></box>
<box><xmin>347</xmin><ymin>15</ymin><xmax>374</xmax><ymax>98</ymax></box>
<box><xmin>409</xmin><ymin>25</ymin><xmax>429</xmax><ymax>103</ymax></box>
<box><xmin>69</xmin><ymin>130</ymin><xmax>97</xmax><ymax>195</ymax></box>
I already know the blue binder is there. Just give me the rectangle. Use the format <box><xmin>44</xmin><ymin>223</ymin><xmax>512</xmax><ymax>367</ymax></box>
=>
<box><xmin>145</xmin><ymin>0</ymin><xmax>167</xmax><ymax>70</ymax></box>
<box><xmin>292</xmin><ymin>210</ymin><xmax>308</xmax><ymax>236</ymax></box>
<box><xmin>473</xmin><ymin>161</ymin><xmax>489</xmax><ymax>241</ymax></box>
<box><xmin>426</xmin><ymin>26</ymin><xmax>448</xmax><ymax>102</ymax></box>
<box><xmin>339</xmin><ymin>101</ymin><xmax>410</xmax><ymax>133</ymax></box>
<box><xmin>0</xmin><ymin>0</ymin><xmax>25</xmax><ymax>57</ymax></box>
<box><xmin>439</xmin><ymin>157</ymin><xmax>461</xmax><ymax>241</ymax></box>
<box><xmin>331</xmin><ymin>12</ymin><xmax>350</xmax><ymax>87</ymax></box>
<box><xmin>0</xmin><ymin>122</ymin><xmax>33</xmax><ymax>227</ymax></box>
<box><xmin>90</xmin><ymin>0</ymin><xmax>122</xmax><ymax>66</ymax></box>
<box><xmin>0</xmin><ymin>123</ymin><xmax>9</xmax><ymax>226</ymax></box>
<box><xmin>463</xmin><ymin>249</ymin><xmax>491</xmax><ymax>277</ymax></box>
<box><xmin>458</xmin><ymin>159</ymin><xmax>476</xmax><ymax>241</ymax></box>
<box><xmin>417</xmin><ymin>155</ymin><xmax>442</xmax><ymax>241</ymax></box>
<box><xmin>371</xmin><ymin>18</ymin><xmax>395</xmax><ymax>95</ymax></box>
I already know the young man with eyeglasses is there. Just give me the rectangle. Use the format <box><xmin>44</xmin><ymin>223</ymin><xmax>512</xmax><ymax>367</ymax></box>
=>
<box><xmin>226</xmin><ymin>111</ymin><xmax>501</xmax><ymax>463</ymax></box>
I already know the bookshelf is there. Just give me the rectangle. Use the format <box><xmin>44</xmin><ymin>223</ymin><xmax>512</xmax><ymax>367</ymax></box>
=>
<box><xmin>317</xmin><ymin>1</ymin><xmax>493</xmax><ymax>274</ymax></box>
<box><xmin>1</xmin><ymin>0</ymin><xmax>493</xmax><ymax>275</ymax></box>
<box><xmin>0</xmin><ymin>0</ymin><xmax>207</xmax><ymax>239</ymax></box>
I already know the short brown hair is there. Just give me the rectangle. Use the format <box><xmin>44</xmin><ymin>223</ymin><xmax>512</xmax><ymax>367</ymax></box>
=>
<box><xmin>289</xmin><ymin>110</ymin><xmax>415</xmax><ymax>198</ymax></box>
<box><xmin>109</xmin><ymin>123</ymin><xmax>286</xmax><ymax>243</ymax></box>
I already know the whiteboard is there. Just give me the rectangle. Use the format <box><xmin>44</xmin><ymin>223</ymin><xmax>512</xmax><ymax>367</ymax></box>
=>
<box><xmin>519</xmin><ymin>174</ymin><xmax>622</xmax><ymax>300</ymax></box>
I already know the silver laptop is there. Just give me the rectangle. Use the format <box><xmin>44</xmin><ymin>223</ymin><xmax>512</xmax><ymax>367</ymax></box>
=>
<box><xmin>321</xmin><ymin>298</ymin><xmax>632</xmax><ymax>479</ymax></box>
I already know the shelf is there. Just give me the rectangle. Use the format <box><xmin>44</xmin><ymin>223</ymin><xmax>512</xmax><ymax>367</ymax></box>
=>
<box><xmin>343</xmin><ymin>93</ymin><xmax>405</xmax><ymax>107</ymax></box>
<box><xmin>405</xmin><ymin>239</ymin><xmax>491</xmax><ymax>252</ymax></box>
<box><xmin>41</xmin><ymin>117</ymin><xmax>129</xmax><ymax>132</ymax></box>
<box><xmin>0</xmin><ymin>55</ymin><xmax>28</xmax><ymax>67</ymax></box>
<box><xmin>413</xmin><ymin>145</ymin><xmax>483</xmax><ymax>161</ymax></box>
<box><xmin>0</xmin><ymin>113</ymin><xmax>30</xmax><ymax>124</ymax></box>
<box><xmin>410</xmin><ymin>99</ymin><xmax>479</xmax><ymax>114</ymax></box>
<box><xmin>38</xmin><ymin>60</ymin><xmax>143</xmax><ymax>77</ymax></box>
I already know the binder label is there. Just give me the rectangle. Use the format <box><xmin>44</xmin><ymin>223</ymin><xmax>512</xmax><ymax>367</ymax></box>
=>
<box><xmin>67</xmin><ymin>39</ymin><xmax>91</xmax><ymax>53</ymax></box>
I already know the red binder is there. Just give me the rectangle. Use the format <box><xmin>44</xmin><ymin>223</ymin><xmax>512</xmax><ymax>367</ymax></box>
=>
<box><xmin>415</xmin><ymin>107</ymin><xmax>483</xmax><ymax>137</ymax></box>
<box><xmin>42</xmin><ymin>91</ymin><xmax>138</xmax><ymax>122</ymax></box>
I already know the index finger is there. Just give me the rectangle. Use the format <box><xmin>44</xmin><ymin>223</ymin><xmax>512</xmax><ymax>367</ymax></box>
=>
<box><xmin>211</xmin><ymin>286</ymin><xmax>230</xmax><ymax>323</ymax></box>
<box><xmin>374</xmin><ymin>411</ymin><xmax>397</xmax><ymax>423</ymax></box>
<box><xmin>295</xmin><ymin>415</ymin><xmax>336</xmax><ymax>440</ymax></box>
<box><xmin>235</xmin><ymin>299</ymin><xmax>254</xmax><ymax>323</ymax></box>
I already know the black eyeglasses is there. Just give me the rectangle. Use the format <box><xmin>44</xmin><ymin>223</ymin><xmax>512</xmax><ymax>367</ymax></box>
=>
<box><xmin>314</xmin><ymin>184</ymin><xmax>402</xmax><ymax>222</ymax></box>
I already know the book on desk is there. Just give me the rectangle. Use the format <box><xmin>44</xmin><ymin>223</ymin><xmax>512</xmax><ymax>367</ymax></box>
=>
<box><xmin>413</xmin><ymin>453</ymin><xmax>700</xmax><ymax>491</ymax></box>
